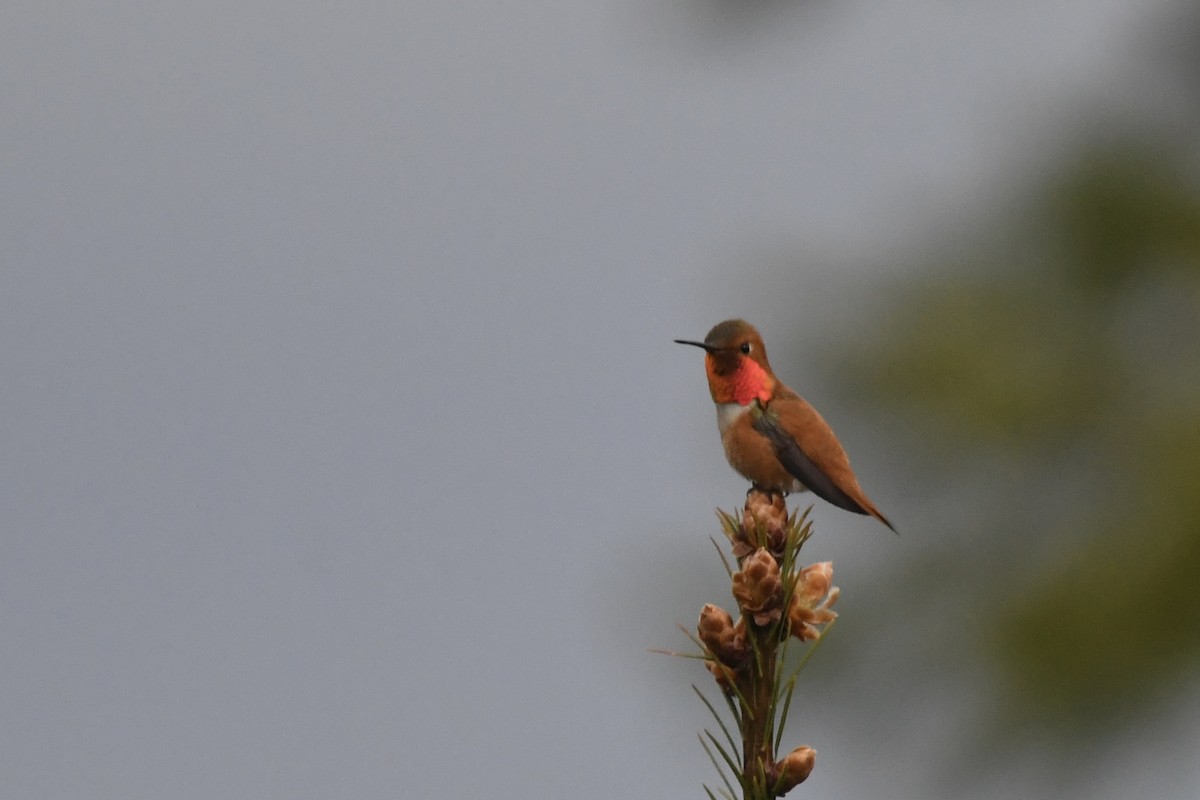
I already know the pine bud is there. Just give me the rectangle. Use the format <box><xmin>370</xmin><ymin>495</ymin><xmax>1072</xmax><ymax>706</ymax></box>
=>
<box><xmin>732</xmin><ymin>548</ymin><xmax>784</xmax><ymax>625</ymax></box>
<box><xmin>774</xmin><ymin>746</ymin><xmax>816</xmax><ymax>792</ymax></box>
<box><xmin>698</xmin><ymin>603</ymin><xmax>748</xmax><ymax>666</ymax></box>
<box><xmin>788</xmin><ymin>562</ymin><xmax>838</xmax><ymax>641</ymax></box>
<box><xmin>738</xmin><ymin>489</ymin><xmax>789</xmax><ymax>557</ymax></box>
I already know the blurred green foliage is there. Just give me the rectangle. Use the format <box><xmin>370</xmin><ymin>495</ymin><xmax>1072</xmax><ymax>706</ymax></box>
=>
<box><xmin>846</xmin><ymin>142</ymin><xmax>1200</xmax><ymax>729</ymax></box>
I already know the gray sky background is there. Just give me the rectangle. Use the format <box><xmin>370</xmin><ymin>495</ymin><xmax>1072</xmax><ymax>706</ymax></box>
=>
<box><xmin>3</xmin><ymin>2</ymin><xmax>1196</xmax><ymax>798</ymax></box>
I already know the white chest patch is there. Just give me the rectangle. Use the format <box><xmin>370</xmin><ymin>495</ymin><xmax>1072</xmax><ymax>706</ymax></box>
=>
<box><xmin>715</xmin><ymin>402</ymin><xmax>751</xmax><ymax>436</ymax></box>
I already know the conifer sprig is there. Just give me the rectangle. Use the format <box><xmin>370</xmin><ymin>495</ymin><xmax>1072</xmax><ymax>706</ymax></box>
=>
<box><xmin>686</xmin><ymin>490</ymin><xmax>839</xmax><ymax>799</ymax></box>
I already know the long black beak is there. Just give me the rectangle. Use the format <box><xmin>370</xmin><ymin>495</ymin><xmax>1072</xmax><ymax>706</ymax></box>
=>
<box><xmin>674</xmin><ymin>339</ymin><xmax>718</xmax><ymax>352</ymax></box>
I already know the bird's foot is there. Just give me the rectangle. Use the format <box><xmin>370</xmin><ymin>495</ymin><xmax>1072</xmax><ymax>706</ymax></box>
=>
<box><xmin>748</xmin><ymin>484</ymin><xmax>787</xmax><ymax>502</ymax></box>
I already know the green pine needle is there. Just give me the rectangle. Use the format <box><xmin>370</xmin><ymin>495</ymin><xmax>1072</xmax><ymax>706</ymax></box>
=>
<box><xmin>710</xmin><ymin>535</ymin><xmax>735</xmax><ymax>578</ymax></box>
<box><xmin>693</xmin><ymin>684</ymin><xmax>740</xmax><ymax>756</ymax></box>
<box><xmin>699</xmin><ymin>731</ymin><xmax>741</xmax><ymax>799</ymax></box>
<box><xmin>774</xmin><ymin>674</ymin><xmax>798</xmax><ymax>754</ymax></box>
<box><xmin>704</xmin><ymin>728</ymin><xmax>744</xmax><ymax>784</ymax></box>
<box><xmin>720</xmin><ymin>683</ymin><xmax>743</xmax><ymax>727</ymax></box>
<box><xmin>783</xmin><ymin>618</ymin><xmax>836</xmax><ymax>689</ymax></box>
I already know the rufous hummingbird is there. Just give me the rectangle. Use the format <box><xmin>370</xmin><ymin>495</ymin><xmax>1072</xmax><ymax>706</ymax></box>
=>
<box><xmin>676</xmin><ymin>319</ymin><xmax>895</xmax><ymax>532</ymax></box>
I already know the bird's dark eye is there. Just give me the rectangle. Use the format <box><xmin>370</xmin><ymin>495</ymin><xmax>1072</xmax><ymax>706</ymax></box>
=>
<box><xmin>740</xmin><ymin>342</ymin><xmax>752</xmax><ymax>354</ymax></box>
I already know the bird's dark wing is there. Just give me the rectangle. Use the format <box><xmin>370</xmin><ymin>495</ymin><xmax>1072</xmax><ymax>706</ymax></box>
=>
<box><xmin>750</xmin><ymin>402</ymin><xmax>868</xmax><ymax>516</ymax></box>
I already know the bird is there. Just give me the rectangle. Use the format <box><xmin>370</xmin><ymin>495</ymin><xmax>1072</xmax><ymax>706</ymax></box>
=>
<box><xmin>676</xmin><ymin>319</ymin><xmax>895</xmax><ymax>532</ymax></box>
